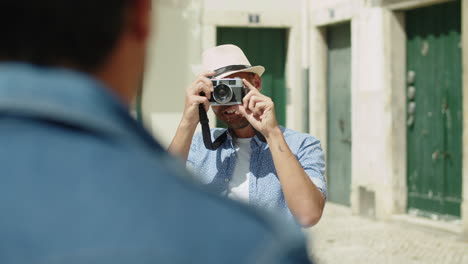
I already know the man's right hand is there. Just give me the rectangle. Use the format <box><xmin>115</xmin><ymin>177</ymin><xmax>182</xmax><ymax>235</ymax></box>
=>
<box><xmin>168</xmin><ymin>71</ymin><xmax>215</xmax><ymax>160</ymax></box>
<box><xmin>181</xmin><ymin>71</ymin><xmax>215</xmax><ymax>128</ymax></box>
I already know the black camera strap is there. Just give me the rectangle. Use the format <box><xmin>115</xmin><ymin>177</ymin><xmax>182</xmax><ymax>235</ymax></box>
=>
<box><xmin>198</xmin><ymin>104</ymin><xmax>266</xmax><ymax>151</ymax></box>
<box><xmin>199</xmin><ymin>104</ymin><xmax>227</xmax><ymax>150</ymax></box>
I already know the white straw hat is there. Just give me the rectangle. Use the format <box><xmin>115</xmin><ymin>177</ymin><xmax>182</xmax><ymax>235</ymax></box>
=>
<box><xmin>201</xmin><ymin>44</ymin><xmax>265</xmax><ymax>79</ymax></box>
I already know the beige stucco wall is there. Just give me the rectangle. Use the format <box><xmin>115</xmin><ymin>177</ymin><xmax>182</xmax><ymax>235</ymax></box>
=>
<box><xmin>308</xmin><ymin>26</ymin><xmax>327</xmax><ymax>155</ymax></box>
<box><xmin>310</xmin><ymin>0</ymin><xmax>363</xmax><ymax>26</ymax></box>
<box><xmin>142</xmin><ymin>0</ymin><xmax>203</xmax><ymax>147</ymax></box>
<box><xmin>347</xmin><ymin>6</ymin><xmax>406</xmax><ymax>220</ymax></box>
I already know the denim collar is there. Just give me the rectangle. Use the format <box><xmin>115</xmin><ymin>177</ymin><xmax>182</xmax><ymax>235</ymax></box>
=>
<box><xmin>0</xmin><ymin>62</ymin><xmax>159</xmax><ymax>150</ymax></box>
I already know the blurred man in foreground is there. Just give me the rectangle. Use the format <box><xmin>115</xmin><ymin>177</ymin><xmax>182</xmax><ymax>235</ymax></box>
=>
<box><xmin>0</xmin><ymin>1</ymin><xmax>311</xmax><ymax>263</ymax></box>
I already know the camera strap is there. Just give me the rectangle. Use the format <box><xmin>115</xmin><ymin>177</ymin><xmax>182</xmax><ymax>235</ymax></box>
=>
<box><xmin>198</xmin><ymin>104</ymin><xmax>266</xmax><ymax>151</ymax></box>
<box><xmin>199</xmin><ymin>104</ymin><xmax>227</xmax><ymax>150</ymax></box>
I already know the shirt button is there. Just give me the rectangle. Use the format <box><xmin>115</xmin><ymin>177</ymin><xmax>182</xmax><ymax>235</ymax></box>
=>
<box><xmin>224</xmin><ymin>178</ymin><xmax>229</xmax><ymax>183</ymax></box>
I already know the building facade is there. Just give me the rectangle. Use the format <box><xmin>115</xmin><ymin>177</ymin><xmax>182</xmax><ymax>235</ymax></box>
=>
<box><xmin>143</xmin><ymin>0</ymin><xmax>468</xmax><ymax>237</ymax></box>
<box><xmin>308</xmin><ymin>0</ymin><xmax>467</xmax><ymax>237</ymax></box>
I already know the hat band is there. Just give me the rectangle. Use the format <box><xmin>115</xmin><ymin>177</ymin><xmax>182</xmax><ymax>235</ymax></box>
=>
<box><xmin>213</xmin><ymin>65</ymin><xmax>251</xmax><ymax>77</ymax></box>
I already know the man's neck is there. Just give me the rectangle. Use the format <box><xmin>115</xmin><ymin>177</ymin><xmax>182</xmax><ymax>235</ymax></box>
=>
<box><xmin>231</xmin><ymin>125</ymin><xmax>255</xmax><ymax>138</ymax></box>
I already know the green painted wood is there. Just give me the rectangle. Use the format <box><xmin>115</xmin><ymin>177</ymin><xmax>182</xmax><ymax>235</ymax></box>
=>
<box><xmin>406</xmin><ymin>1</ymin><xmax>462</xmax><ymax>217</ymax></box>
<box><xmin>326</xmin><ymin>23</ymin><xmax>352</xmax><ymax>206</ymax></box>
<box><xmin>216</xmin><ymin>27</ymin><xmax>287</xmax><ymax>128</ymax></box>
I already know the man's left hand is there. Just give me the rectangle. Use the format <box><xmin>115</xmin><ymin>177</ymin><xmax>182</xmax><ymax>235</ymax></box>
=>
<box><xmin>238</xmin><ymin>79</ymin><xmax>279</xmax><ymax>138</ymax></box>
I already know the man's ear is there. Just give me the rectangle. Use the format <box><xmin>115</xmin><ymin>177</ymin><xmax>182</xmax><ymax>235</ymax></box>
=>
<box><xmin>129</xmin><ymin>0</ymin><xmax>151</xmax><ymax>41</ymax></box>
<box><xmin>253</xmin><ymin>74</ymin><xmax>262</xmax><ymax>91</ymax></box>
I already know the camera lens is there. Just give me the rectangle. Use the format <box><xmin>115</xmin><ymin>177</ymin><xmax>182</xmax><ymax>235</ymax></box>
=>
<box><xmin>213</xmin><ymin>84</ymin><xmax>233</xmax><ymax>104</ymax></box>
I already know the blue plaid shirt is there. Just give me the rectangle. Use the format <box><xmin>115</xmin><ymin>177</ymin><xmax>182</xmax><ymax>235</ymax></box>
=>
<box><xmin>188</xmin><ymin>127</ymin><xmax>327</xmax><ymax>222</ymax></box>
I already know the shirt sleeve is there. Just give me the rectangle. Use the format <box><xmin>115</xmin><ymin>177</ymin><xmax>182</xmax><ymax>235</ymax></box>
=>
<box><xmin>297</xmin><ymin>136</ymin><xmax>327</xmax><ymax>199</ymax></box>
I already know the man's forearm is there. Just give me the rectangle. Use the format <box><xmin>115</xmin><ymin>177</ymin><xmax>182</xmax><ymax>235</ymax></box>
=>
<box><xmin>168</xmin><ymin>121</ymin><xmax>198</xmax><ymax>161</ymax></box>
<box><xmin>265</xmin><ymin>127</ymin><xmax>325</xmax><ymax>227</ymax></box>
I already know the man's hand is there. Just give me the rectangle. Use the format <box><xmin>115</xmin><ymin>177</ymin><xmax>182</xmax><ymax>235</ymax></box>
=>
<box><xmin>181</xmin><ymin>71</ymin><xmax>215</xmax><ymax>128</ymax></box>
<box><xmin>238</xmin><ymin>78</ymin><xmax>279</xmax><ymax>138</ymax></box>
<box><xmin>168</xmin><ymin>71</ymin><xmax>214</xmax><ymax>160</ymax></box>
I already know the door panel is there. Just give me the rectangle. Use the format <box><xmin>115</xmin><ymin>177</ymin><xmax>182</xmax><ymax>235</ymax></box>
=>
<box><xmin>327</xmin><ymin>23</ymin><xmax>352</xmax><ymax>206</ymax></box>
<box><xmin>406</xmin><ymin>1</ymin><xmax>462</xmax><ymax>217</ymax></box>
<box><xmin>216</xmin><ymin>27</ymin><xmax>287</xmax><ymax>127</ymax></box>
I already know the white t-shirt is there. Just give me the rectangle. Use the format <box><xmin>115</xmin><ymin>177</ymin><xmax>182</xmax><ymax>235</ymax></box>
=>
<box><xmin>227</xmin><ymin>138</ymin><xmax>252</xmax><ymax>203</ymax></box>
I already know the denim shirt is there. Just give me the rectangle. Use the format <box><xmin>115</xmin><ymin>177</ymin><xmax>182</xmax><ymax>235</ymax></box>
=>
<box><xmin>188</xmin><ymin>127</ymin><xmax>327</xmax><ymax>222</ymax></box>
<box><xmin>0</xmin><ymin>63</ymin><xmax>312</xmax><ymax>264</ymax></box>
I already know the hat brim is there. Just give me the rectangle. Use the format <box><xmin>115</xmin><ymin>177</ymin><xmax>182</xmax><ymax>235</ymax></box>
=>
<box><xmin>214</xmin><ymin>65</ymin><xmax>265</xmax><ymax>79</ymax></box>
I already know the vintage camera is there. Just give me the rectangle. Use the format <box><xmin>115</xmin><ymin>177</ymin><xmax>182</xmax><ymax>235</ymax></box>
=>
<box><xmin>209</xmin><ymin>78</ymin><xmax>245</xmax><ymax>106</ymax></box>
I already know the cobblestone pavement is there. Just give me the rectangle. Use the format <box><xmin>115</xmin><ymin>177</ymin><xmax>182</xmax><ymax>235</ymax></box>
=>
<box><xmin>305</xmin><ymin>203</ymin><xmax>468</xmax><ymax>264</ymax></box>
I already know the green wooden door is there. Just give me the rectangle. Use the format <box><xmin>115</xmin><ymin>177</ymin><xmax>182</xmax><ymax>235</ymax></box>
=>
<box><xmin>406</xmin><ymin>1</ymin><xmax>462</xmax><ymax>217</ymax></box>
<box><xmin>327</xmin><ymin>23</ymin><xmax>352</xmax><ymax>206</ymax></box>
<box><xmin>216</xmin><ymin>27</ymin><xmax>287</xmax><ymax>127</ymax></box>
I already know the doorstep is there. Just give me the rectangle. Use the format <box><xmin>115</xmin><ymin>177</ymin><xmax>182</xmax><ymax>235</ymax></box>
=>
<box><xmin>391</xmin><ymin>213</ymin><xmax>463</xmax><ymax>235</ymax></box>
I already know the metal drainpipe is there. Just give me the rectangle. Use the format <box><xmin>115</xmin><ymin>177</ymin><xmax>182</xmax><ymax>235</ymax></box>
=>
<box><xmin>136</xmin><ymin>76</ymin><xmax>144</xmax><ymax>124</ymax></box>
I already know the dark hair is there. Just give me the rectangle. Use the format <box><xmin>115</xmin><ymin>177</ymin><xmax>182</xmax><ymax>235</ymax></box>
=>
<box><xmin>0</xmin><ymin>1</ymin><xmax>130</xmax><ymax>71</ymax></box>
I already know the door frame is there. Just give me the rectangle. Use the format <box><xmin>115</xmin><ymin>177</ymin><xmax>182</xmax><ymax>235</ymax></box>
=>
<box><xmin>201</xmin><ymin>7</ymin><xmax>303</xmax><ymax>132</ymax></box>
<box><xmin>403</xmin><ymin>1</ymin><xmax>463</xmax><ymax>218</ymax></box>
<box><xmin>324</xmin><ymin>22</ymin><xmax>353</xmax><ymax>206</ymax></box>
<box><xmin>309</xmin><ymin>16</ymin><xmax>358</xmax><ymax>214</ymax></box>
<box><xmin>386</xmin><ymin>0</ymin><xmax>467</xmax><ymax>230</ymax></box>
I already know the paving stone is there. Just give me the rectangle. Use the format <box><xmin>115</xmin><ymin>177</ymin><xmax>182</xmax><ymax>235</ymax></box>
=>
<box><xmin>306</xmin><ymin>203</ymin><xmax>468</xmax><ymax>264</ymax></box>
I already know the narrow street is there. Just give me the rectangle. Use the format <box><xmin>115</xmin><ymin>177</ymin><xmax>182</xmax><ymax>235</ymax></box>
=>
<box><xmin>306</xmin><ymin>203</ymin><xmax>468</xmax><ymax>264</ymax></box>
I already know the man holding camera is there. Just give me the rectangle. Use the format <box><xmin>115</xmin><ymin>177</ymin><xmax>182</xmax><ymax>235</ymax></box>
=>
<box><xmin>169</xmin><ymin>45</ymin><xmax>327</xmax><ymax>227</ymax></box>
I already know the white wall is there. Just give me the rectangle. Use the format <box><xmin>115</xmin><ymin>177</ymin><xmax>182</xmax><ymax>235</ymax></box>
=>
<box><xmin>142</xmin><ymin>0</ymin><xmax>203</xmax><ymax>147</ymax></box>
<box><xmin>203</xmin><ymin>0</ymin><xmax>300</xmax><ymax>25</ymax></box>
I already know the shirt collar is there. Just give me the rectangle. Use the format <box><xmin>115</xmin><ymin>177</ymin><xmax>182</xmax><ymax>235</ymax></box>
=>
<box><xmin>0</xmin><ymin>62</ymin><xmax>159</xmax><ymax>149</ymax></box>
<box><xmin>224</xmin><ymin>127</ymin><xmax>266</xmax><ymax>148</ymax></box>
